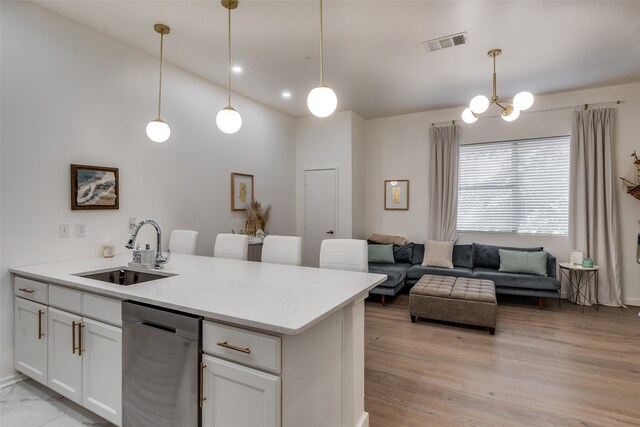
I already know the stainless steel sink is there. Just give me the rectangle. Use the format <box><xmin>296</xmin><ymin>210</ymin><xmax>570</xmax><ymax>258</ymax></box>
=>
<box><xmin>75</xmin><ymin>268</ymin><xmax>175</xmax><ymax>286</ymax></box>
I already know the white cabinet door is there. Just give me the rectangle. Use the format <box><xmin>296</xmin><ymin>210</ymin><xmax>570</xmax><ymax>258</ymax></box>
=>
<box><xmin>202</xmin><ymin>355</ymin><xmax>281</xmax><ymax>427</ymax></box>
<box><xmin>82</xmin><ymin>318</ymin><xmax>122</xmax><ymax>427</ymax></box>
<box><xmin>48</xmin><ymin>308</ymin><xmax>83</xmax><ymax>404</ymax></box>
<box><xmin>14</xmin><ymin>298</ymin><xmax>48</xmax><ymax>385</ymax></box>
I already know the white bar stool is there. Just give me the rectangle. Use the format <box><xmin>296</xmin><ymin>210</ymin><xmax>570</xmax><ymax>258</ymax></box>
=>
<box><xmin>168</xmin><ymin>230</ymin><xmax>199</xmax><ymax>255</ymax></box>
<box><xmin>214</xmin><ymin>233</ymin><xmax>250</xmax><ymax>260</ymax></box>
<box><xmin>319</xmin><ymin>239</ymin><xmax>368</xmax><ymax>272</ymax></box>
<box><xmin>261</xmin><ymin>235</ymin><xmax>303</xmax><ymax>266</ymax></box>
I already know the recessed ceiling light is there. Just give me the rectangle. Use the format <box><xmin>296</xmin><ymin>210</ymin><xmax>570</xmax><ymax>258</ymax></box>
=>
<box><xmin>282</xmin><ymin>92</ymin><xmax>291</xmax><ymax>98</ymax></box>
<box><xmin>232</xmin><ymin>66</ymin><xmax>242</xmax><ymax>73</ymax></box>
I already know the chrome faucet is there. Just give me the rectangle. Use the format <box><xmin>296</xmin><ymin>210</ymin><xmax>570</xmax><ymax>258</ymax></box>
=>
<box><xmin>125</xmin><ymin>219</ymin><xmax>170</xmax><ymax>269</ymax></box>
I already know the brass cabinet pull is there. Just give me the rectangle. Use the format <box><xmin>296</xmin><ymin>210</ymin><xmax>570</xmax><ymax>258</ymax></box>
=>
<box><xmin>199</xmin><ymin>362</ymin><xmax>207</xmax><ymax>408</ymax></box>
<box><xmin>72</xmin><ymin>321</ymin><xmax>78</xmax><ymax>354</ymax></box>
<box><xmin>78</xmin><ymin>323</ymin><xmax>85</xmax><ymax>356</ymax></box>
<box><xmin>18</xmin><ymin>288</ymin><xmax>35</xmax><ymax>294</ymax></box>
<box><xmin>38</xmin><ymin>310</ymin><xmax>44</xmax><ymax>339</ymax></box>
<box><xmin>216</xmin><ymin>341</ymin><xmax>251</xmax><ymax>354</ymax></box>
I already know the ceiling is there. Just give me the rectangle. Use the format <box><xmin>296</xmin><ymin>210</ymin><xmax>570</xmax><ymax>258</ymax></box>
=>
<box><xmin>32</xmin><ymin>0</ymin><xmax>640</xmax><ymax>119</ymax></box>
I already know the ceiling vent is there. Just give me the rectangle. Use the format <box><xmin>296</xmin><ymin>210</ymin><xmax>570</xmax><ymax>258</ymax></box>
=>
<box><xmin>423</xmin><ymin>32</ymin><xmax>467</xmax><ymax>53</ymax></box>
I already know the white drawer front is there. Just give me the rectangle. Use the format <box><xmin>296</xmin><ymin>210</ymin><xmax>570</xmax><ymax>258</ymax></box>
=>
<box><xmin>15</xmin><ymin>277</ymin><xmax>48</xmax><ymax>304</ymax></box>
<box><xmin>82</xmin><ymin>293</ymin><xmax>121</xmax><ymax>327</ymax></box>
<box><xmin>49</xmin><ymin>285</ymin><xmax>82</xmax><ymax>314</ymax></box>
<box><xmin>203</xmin><ymin>321</ymin><xmax>281</xmax><ymax>374</ymax></box>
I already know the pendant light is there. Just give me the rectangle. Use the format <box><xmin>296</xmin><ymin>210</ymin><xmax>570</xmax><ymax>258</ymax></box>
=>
<box><xmin>146</xmin><ymin>24</ymin><xmax>171</xmax><ymax>143</ymax></box>
<box><xmin>216</xmin><ymin>0</ymin><xmax>242</xmax><ymax>134</ymax></box>
<box><xmin>307</xmin><ymin>0</ymin><xmax>337</xmax><ymax>118</ymax></box>
<box><xmin>461</xmin><ymin>48</ymin><xmax>534</xmax><ymax>124</ymax></box>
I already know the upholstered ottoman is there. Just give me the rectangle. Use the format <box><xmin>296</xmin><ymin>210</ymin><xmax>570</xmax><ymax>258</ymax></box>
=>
<box><xmin>409</xmin><ymin>275</ymin><xmax>497</xmax><ymax>334</ymax></box>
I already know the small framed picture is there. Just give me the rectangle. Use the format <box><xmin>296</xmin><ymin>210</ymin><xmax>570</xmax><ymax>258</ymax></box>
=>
<box><xmin>384</xmin><ymin>179</ymin><xmax>409</xmax><ymax>210</ymax></box>
<box><xmin>70</xmin><ymin>164</ymin><xmax>119</xmax><ymax>210</ymax></box>
<box><xmin>231</xmin><ymin>172</ymin><xmax>254</xmax><ymax>211</ymax></box>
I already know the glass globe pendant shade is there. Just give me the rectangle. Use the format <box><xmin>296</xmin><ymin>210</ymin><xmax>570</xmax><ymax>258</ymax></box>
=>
<box><xmin>216</xmin><ymin>106</ymin><xmax>242</xmax><ymax>134</ymax></box>
<box><xmin>461</xmin><ymin>107</ymin><xmax>479</xmax><ymax>124</ymax></box>
<box><xmin>501</xmin><ymin>106</ymin><xmax>520</xmax><ymax>122</ymax></box>
<box><xmin>513</xmin><ymin>91</ymin><xmax>534</xmax><ymax>111</ymax></box>
<box><xmin>470</xmin><ymin>95</ymin><xmax>490</xmax><ymax>114</ymax></box>
<box><xmin>146</xmin><ymin>118</ymin><xmax>171</xmax><ymax>143</ymax></box>
<box><xmin>307</xmin><ymin>85</ymin><xmax>337</xmax><ymax>118</ymax></box>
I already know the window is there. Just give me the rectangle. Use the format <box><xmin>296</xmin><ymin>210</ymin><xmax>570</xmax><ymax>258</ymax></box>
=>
<box><xmin>457</xmin><ymin>136</ymin><xmax>570</xmax><ymax>234</ymax></box>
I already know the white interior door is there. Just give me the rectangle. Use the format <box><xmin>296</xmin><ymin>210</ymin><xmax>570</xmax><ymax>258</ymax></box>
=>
<box><xmin>304</xmin><ymin>168</ymin><xmax>337</xmax><ymax>267</ymax></box>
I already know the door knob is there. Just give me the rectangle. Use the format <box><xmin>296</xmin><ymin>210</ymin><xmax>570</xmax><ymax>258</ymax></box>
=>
<box><xmin>326</xmin><ymin>230</ymin><xmax>334</xmax><ymax>235</ymax></box>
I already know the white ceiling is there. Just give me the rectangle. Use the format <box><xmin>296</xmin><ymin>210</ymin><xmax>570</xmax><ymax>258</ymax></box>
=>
<box><xmin>32</xmin><ymin>0</ymin><xmax>640</xmax><ymax>119</ymax></box>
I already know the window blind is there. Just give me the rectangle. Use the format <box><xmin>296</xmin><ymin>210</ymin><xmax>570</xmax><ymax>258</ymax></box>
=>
<box><xmin>457</xmin><ymin>136</ymin><xmax>570</xmax><ymax>234</ymax></box>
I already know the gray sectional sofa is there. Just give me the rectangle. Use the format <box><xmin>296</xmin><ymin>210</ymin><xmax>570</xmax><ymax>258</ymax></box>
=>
<box><xmin>368</xmin><ymin>242</ymin><xmax>560</xmax><ymax>307</ymax></box>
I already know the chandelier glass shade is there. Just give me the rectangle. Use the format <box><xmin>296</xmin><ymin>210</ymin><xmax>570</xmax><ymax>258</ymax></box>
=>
<box><xmin>462</xmin><ymin>49</ymin><xmax>534</xmax><ymax>124</ymax></box>
<box><xmin>217</xmin><ymin>0</ymin><xmax>242</xmax><ymax>134</ymax></box>
<box><xmin>307</xmin><ymin>0</ymin><xmax>337</xmax><ymax>118</ymax></box>
<box><xmin>146</xmin><ymin>24</ymin><xmax>171</xmax><ymax>143</ymax></box>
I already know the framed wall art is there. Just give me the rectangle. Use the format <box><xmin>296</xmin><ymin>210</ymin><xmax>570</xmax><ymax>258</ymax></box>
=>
<box><xmin>231</xmin><ymin>172</ymin><xmax>254</xmax><ymax>211</ymax></box>
<box><xmin>70</xmin><ymin>164</ymin><xmax>119</xmax><ymax>210</ymax></box>
<box><xmin>384</xmin><ymin>179</ymin><xmax>409</xmax><ymax>210</ymax></box>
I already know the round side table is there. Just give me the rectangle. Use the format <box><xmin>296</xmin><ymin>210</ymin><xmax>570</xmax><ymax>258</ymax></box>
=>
<box><xmin>558</xmin><ymin>262</ymin><xmax>599</xmax><ymax>313</ymax></box>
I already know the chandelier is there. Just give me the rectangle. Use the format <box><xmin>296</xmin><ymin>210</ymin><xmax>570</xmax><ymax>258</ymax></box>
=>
<box><xmin>462</xmin><ymin>48</ymin><xmax>534</xmax><ymax>124</ymax></box>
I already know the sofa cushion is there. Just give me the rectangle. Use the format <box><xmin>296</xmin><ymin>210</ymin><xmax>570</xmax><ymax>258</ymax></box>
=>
<box><xmin>472</xmin><ymin>267</ymin><xmax>560</xmax><ymax>291</ymax></box>
<box><xmin>368</xmin><ymin>244</ymin><xmax>395</xmax><ymax>263</ymax></box>
<box><xmin>407</xmin><ymin>265</ymin><xmax>473</xmax><ymax>280</ymax></box>
<box><xmin>472</xmin><ymin>243</ymin><xmax>543</xmax><ymax>269</ymax></box>
<box><xmin>393</xmin><ymin>243</ymin><xmax>414</xmax><ymax>264</ymax></box>
<box><xmin>412</xmin><ymin>244</ymin><xmax>425</xmax><ymax>265</ymax></box>
<box><xmin>499</xmin><ymin>249</ymin><xmax>548</xmax><ymax>276</ymax></box>
<box><xmin>452</xmin><ymin>245</ymin><xmax>473</xmax><ymax>269</ymax></box>
<box><xmin>422</xmin><ymin>240</ymin><xmax>454</xmax><ymax>268</ymax></box>
<box><xmin>368</xmin><ymin>263</ymin><xmax>410</xmax><ymax>289</ymax></box>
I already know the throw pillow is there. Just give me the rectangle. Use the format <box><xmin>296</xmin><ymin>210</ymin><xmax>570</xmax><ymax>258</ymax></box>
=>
<box><xmin>498</xmin><ymin>249</ymin><xmax>548</xmax><ymax>276</ymax></box>
<box><xmin>422</xmin><ymin>240</ymin><xmax>455</xmax><ymax>269</ymax></box>
<box><xmin>368</xmin><ymin>233</ymin><xmax>408</xmax><ymax>246</ymax></box>
<box><xmin>393</xmin><ymin>243</ymin><xmax>414</xmax><ymax>263</ymax></box>
<box><xmin>368</xmin><ymin>244</ymin><xmax>395</xmax><ymax>264</ymax></box>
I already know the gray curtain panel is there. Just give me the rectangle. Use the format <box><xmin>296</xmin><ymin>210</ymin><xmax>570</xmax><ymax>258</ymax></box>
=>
<box><xmin>569</xmin><ymin>108</ymin><xmax>623</xmax><ymax>306</ymax></box>
<box><xmin>428</xmin><ymin>125</ymin><xmax>459</xmax><ymax>241</ymax></box>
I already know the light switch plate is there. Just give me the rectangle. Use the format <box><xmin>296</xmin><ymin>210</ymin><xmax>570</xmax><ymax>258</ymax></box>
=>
<box><xmin>59</xmin><ymin>223</ymin><xmax>70</xmax><ymax>238</ymax></box>
<box><xmin>76</xmin><ymin>223</ymin><xmax>86</xmax><ymax>237</ymax></box>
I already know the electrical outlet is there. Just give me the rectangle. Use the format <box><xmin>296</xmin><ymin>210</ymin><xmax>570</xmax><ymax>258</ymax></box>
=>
<box><xmin>59</xmin><ymin>223</ymin><xmax>70</xmax><ymax>238</ymax></box>
<box><xmin>129</xmin><ymin>218</ymin><xmax>137</xmax><ymax>232</ymax></box>
<box><xmin>76</xmin><ymin>223</ymin><xmax>86</xmax><ymax>237</ymax></box>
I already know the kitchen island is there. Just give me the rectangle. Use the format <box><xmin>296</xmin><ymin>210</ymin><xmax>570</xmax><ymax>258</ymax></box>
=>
<box><xmin>11</xmin><ymin>254</ymin><xmax>385</xmax><ymax>427</ymax></box>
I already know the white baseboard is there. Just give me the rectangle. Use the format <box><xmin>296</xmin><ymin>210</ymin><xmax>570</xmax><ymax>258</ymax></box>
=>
<box><xmin>356</xmin><ymin>412</ymin><xmax>369</xmax><ymax>427</ymax></box>
<box><xmin>0</xmin><ymin>373</ymin><xmax>26</xmax><ymax>389</ymax></box>
<box><xmin>623</xmin><ymin>297</ymin><xmax>640</xmax><ymax>307</ymax></box>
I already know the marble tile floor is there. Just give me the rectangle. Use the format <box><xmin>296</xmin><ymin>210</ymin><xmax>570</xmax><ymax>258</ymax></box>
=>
<box><xmin>0</xmin><ymin>379</ymin><xmax>113</xmax><ymax>427</ymax></box>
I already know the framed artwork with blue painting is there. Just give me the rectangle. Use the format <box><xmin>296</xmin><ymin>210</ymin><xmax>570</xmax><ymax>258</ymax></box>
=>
<box><xmin>71</xmin><ymin>164</ymin><xmax>119</xmax><ymax>210</ymax></box>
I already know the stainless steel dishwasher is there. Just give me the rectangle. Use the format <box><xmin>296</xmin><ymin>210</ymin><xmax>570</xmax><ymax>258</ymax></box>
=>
<box><xmin>122</xmin><ymin>301</ymin><xmax>202</xmax><ymax>427</ymax></box>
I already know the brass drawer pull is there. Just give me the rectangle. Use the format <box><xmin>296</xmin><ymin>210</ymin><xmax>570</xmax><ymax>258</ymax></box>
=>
<box><xmin>38</xmin><ymin>310</ymin><xmax>45</xmax><ymax>339</ymax></box>
<box><xmin>72</xmin><ymin>321</ymin><xmax>78</xmax><ymax>354</ymax></box>
<box><xmin>199</xmin><ymin>362</ymin><xmax>207</xmax><ymax>408</ymax></box>
<box><xmin>18</xmin><ymin>288</ymin><xmax>35</xmax><ymax>294</ymax></box>
<box><xmin>217</xmin><ymin>341</ymin><xmax>251</xmax><ymax>354</ymax></box>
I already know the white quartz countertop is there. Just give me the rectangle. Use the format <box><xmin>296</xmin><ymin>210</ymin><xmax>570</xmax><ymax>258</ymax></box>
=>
<box><xmin>10</xmin><ymin>254</ymin><xmax>386</xmax><ymax>335</ymax></box>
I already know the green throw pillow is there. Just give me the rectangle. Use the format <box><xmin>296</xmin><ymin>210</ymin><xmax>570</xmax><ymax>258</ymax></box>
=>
<box><xmin>498</xmin><ymin>249</ymin><xmax>548</xmax><ymax>276</ymax></box>
<box><xmin>368</xmin><ymin>244</ymin><xmax>395</xmax><ymax>264</ymax></box>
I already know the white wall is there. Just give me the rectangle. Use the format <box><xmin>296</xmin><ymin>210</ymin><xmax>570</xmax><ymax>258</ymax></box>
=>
<box><xmin>0</xmin><ymin>2</ymin><xmax>296</xmax><ymax>383</ymax></box>
<box><xmin>351</xmin><ymin>112</ymin><xmax>366</xmax><ymax>240</ymax></box>
<box><xmin>296</xmin><ymin>111</ymin><xmax>353</xmax><ymax>240</ymax></box>
<box><xmin>365</xmin><ymin>82</ymin><xmax>640</xmax><ymax>306</ymax></box>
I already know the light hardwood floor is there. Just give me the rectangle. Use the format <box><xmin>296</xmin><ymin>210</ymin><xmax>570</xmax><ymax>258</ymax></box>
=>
<box><xmin>364</xmin><ymin>294</ymin><xmax>640</xmax><ymax>427</ymax></box>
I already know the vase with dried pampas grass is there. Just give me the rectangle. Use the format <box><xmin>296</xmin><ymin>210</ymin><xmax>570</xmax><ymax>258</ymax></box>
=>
<box><xmin>245</xmin><ymin>200</ymin><xmax>272</xmax><ymax>235</ymax></box>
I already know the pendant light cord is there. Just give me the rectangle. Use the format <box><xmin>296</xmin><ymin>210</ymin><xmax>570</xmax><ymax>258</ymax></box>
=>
<box><xmin>227</xmin><ymin>5</ymin><xmax>232</xmax><ymax>107</ymax></box>
<box><xmin>158</xmin><ymin>32</ymin><xmax>164</xmax><ymax>119</ymax></box>
<box><xmin>319</xmin><ymin>0</ymin><xmax>324</xmax><ymax>85</ymax></box>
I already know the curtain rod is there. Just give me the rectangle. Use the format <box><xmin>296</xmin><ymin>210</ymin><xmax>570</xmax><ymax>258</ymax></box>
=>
<box><xmin>581</xmin><ymin>100</ymin><xmax>621</xmax><ymax>110</ymax></box>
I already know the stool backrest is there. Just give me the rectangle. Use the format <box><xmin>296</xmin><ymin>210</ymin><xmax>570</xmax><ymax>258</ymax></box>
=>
<box><xmin>214</xmin><ymin>233</ymin><xmax>249</xmax><ymax>260</ymax></box>
<box><xmin>168</xmin><ymin>230</ymin><xmax>199</xmax><ymax>255</ymax></box>
<box><xmin>319</xmin><ymin>239</ymin><xmax>368</xmax><ymax>272</ymax></box>
<box><xmin>261</xmin><ymin>235</ymin><xmax>302</xmax><ymax>266</ymax></box>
